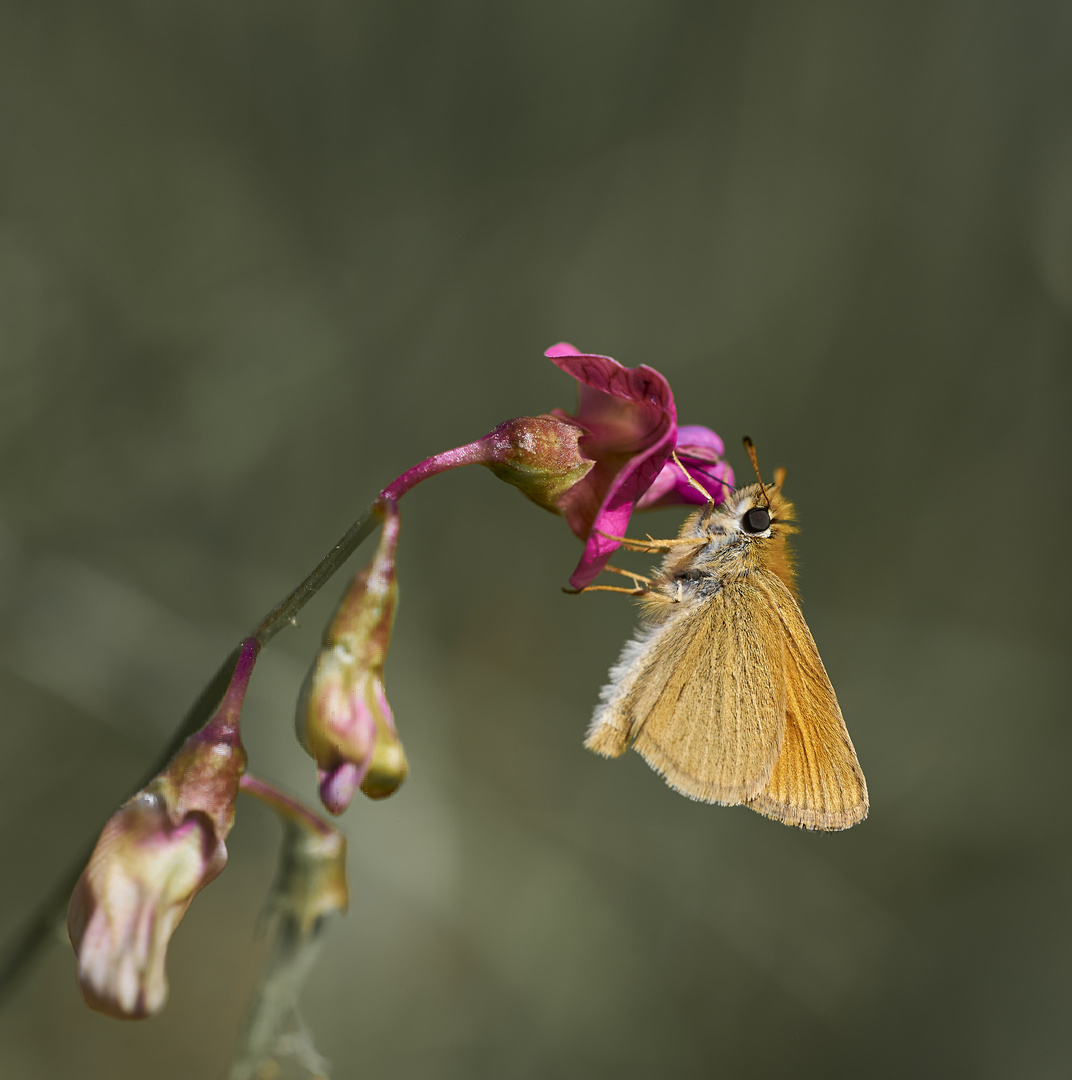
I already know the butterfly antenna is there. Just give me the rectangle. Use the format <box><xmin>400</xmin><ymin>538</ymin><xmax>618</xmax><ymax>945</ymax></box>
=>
<box><xmin>742</xmin><ymin>437</ymin><xmax>772</xmax><ymax>509</ymax></box>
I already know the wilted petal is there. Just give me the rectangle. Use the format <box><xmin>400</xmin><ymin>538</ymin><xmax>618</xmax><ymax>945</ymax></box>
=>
<box><xmin>68</xmin><ymin>795</ymin><xmax>222</xmax><ymax>1018</ymax></box>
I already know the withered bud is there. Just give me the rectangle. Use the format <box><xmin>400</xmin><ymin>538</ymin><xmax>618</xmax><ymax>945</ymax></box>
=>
<box><xmin>67</xmin><ymin>638</ymin><xmax>259</xmax><ymax>1018</ymax></box>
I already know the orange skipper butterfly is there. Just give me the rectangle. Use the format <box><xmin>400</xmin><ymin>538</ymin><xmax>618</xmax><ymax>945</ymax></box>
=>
<box><xmin>582</xmin><ymin>439</ymin><xmax>867</xmax><ymax>831</ymax></box>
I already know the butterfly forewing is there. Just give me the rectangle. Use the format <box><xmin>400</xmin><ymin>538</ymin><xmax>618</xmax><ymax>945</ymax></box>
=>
<box><xmin>588</xmin><ymin>581</ymin><xmax>789</xmax><ymax>805</ymax></box>
<box><xmin>745</xmin><ymin>572</ymin><xmax>868</xmax><ymax>830</ymax></box>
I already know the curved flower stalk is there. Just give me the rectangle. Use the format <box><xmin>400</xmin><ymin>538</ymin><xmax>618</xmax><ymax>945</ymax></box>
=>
<box><xmin>67</xmin><ymin>638</ymin><xmax>260</xmax><ymax>1018</ymax></box>
<box><xmin>296</xmin><ymin>500</ymin><xmax>407</xmax><ymax>815</ymax></box>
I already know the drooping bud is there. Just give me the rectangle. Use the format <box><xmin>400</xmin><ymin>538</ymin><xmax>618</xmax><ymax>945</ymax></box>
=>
<box><xmin>296</xmin><ymin>500</ymin><xmax>408</xmax><ymax>815</ymax></box>
<box><xmin>67</xmin><ymin>638</ymin><xmax>259</xmax><ymax>1018</ymax></box>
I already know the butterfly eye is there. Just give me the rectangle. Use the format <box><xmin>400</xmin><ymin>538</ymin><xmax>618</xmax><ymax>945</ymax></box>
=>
<box><xmin>741</xmin><ymin>507</ymin><xmax>771</xmax><ymax>534</ymax></box>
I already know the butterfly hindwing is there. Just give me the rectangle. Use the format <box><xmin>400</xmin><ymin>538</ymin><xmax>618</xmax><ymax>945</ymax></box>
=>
<box><xmin>745</xmin><ymin>572</ymin><xmax>868</xmax><ymax>830</ymax></box>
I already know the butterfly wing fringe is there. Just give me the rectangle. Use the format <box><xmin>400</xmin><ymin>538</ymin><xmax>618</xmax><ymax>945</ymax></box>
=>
<box><xmin>585</xmin><ymin>622</ymin><xmax>670</xmax><ymax>759</ymax></box>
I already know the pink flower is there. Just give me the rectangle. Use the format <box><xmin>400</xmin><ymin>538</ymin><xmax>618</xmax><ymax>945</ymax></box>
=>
<box><xmin>296</xmin><ymin>501</ymin><xmax>408</xmax><ymax>815</ymax></box>
<box><xmin>377</xmin><ymin>343</ymin><xmax>732</xmax><ymax>589</ymax></box>
<box><xmin>68</xmin><ymin>638</ymin><xmax>259</xmax><ymax>1018</ymax></box>
<box><xmin>544</xmin><ymin>344</ymin><xmax>733</xmax><ymax>588</ymax></box>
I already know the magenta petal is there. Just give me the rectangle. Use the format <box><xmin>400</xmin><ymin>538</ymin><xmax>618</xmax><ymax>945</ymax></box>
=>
<box><xmin>544</xmin><ymin>342</ymin><xmax>581</xmax><ymax>357</ymax></box>
<box><xmin>630</xmin><ymin>465</ymin><xmax>680</xmax><ymax>511</ymax></box>
<box><xmin>543</xmin><ymin>345</ymin><xmax>731</xmax><ymax>587</ymax></box>
<box><xmin>568</xmin><ymin>424</ymin><xmax>677</xmax><ymax>589</ymax></box>
<box><xmin>634</xmin><ymin>458</ymin><xmax>735</xmax><ymax>511</ymax></box>
<box><xmin>549</xmin><ymin>353</ymin><xmax>673</xmax><ymax>420</ymax></box>
<box><xmin>633</xmin><ymin>423</ymin><xmax>735</xmax><ymax>512</ymax></box>
<box><xmin>318</xmin><ymin>762</ymin><xmax>368</xmax><ymax>816</ymax></box>
<box><xmin>682</xmin><ymin>458</ymin><xmax>734</xmax><ymax>499</ymax></box>
<box><xmin>675</xmin><ymin>425</ymin><xmax>725</xmax><ymax>461</ymax></box>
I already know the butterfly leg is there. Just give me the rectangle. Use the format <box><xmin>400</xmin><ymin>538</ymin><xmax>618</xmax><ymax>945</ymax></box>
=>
<box><xmin>562</xmin><ymin>584</ymin><xmax>648</xmax><ymax>597</ymax></box>
<box><xmin>595</xmin><ymin>529</ymin><xmax>706</xmax><ymax>552</ymax></box>
<box><xmin>563</xmin><ymin>564</ymin><xmax>656</xmax><ymax>596</ymax></box>
<box><xmin>604</xmin><ymin>564</ymin><xmax>654</xmax><ymax>587</ymax></box>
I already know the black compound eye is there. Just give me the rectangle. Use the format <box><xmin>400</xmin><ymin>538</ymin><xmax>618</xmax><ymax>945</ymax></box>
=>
<box><xmin>741</xmin><ymin>507</ymin><xmax>771</xmax><ymax>534</ymax></box>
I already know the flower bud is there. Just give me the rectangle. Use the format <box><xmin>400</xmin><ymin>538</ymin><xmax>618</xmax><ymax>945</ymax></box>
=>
<box><xmin>297</xmin><ymin>501</ymin><xmax>408</xmax><ymax>814</ymax></box>
<box><xmin>479</xmin><ymin>415</ymin><xmax>594</xmax><ymax>510</ymax></box>
<box><xmin>67</xmin><ymin>638</ymin><xmax>259</xmax><ymax>1018</ymax></box>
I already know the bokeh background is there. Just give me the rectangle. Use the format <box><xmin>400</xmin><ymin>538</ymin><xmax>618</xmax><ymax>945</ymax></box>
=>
<box><xmin>1</xmin><ymin>2</ymin><xmax>1070</xmax><ymax>1077</ymax></box>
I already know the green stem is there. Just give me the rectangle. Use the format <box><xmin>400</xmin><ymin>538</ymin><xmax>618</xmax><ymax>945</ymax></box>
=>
<box><xmin>253</xmin><ymin>501</ymin><xmax>385</xmax><ymax>646</ymax></box>
<box><xmin>0</xmin><ymin>500</ymin><xmax>382</xmax><ymax>1007</ymax></box>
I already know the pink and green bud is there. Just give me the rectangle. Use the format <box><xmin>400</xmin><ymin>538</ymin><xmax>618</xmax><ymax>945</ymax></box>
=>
<box><xmin>297</xmin><ymin>501</ymin><xmax>407</xmax><ymax>815</ymax></box>
<box><xmin>480</xmin><ymin>415</ymin><xmax>595</xmax><ymax>511</ymax></box>
<box><xmin>67</xmin><ymin>638</ymin><xmax>259</xmax><ymax>1018</ymax></box>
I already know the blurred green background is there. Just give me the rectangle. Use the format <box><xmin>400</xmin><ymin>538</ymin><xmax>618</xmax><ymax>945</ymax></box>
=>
<box><xmin>1</xmin><ymin>2</ymin><xmax>1070</xmax><ymax>1077</ymax></box>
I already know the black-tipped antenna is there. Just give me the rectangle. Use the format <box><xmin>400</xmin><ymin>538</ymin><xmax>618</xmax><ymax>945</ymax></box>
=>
<box><xmin>742</xmin><ymin>437</ymin><xmax>771</xmax><ymax>509</ymax></box>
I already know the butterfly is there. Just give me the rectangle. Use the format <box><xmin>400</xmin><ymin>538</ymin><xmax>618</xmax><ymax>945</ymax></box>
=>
<box><xmin>582</xmin><ymin>440</ymin><xmax>867</xmax><ymax>831</ymax></box>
